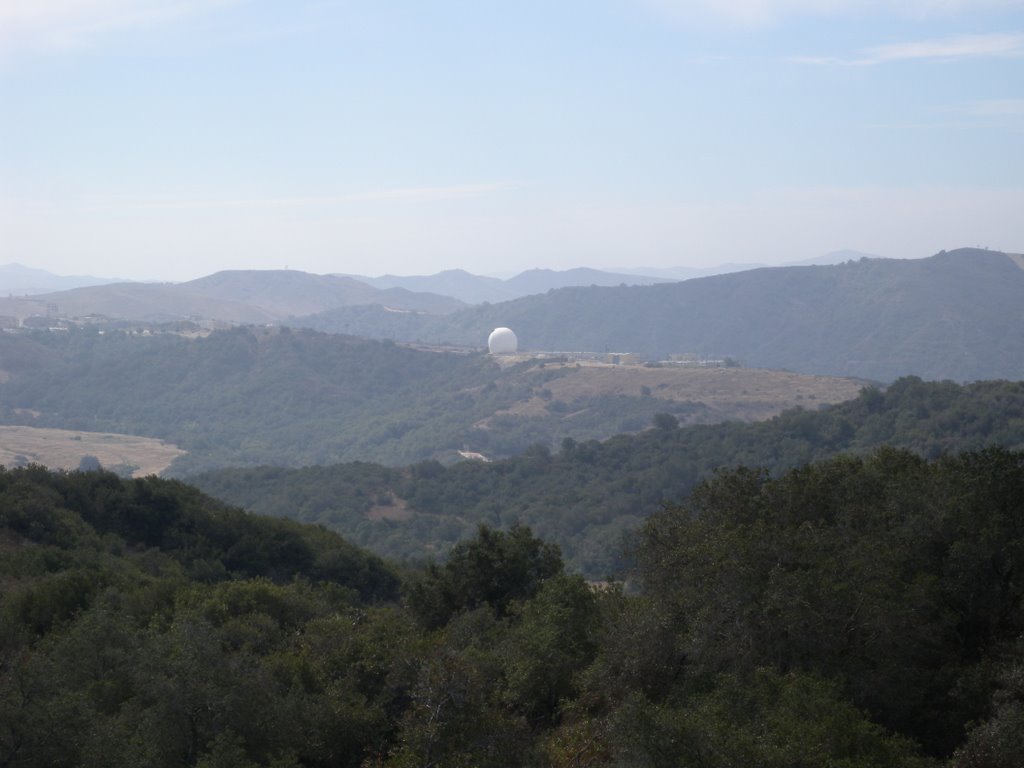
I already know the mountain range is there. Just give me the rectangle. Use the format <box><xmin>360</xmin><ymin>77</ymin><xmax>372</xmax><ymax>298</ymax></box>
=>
<box><xmin>347</xmin><ymin>266</ymin><xmax>675</xmax><ymax>304</ymax></box>
<box><xmin>295</xmin><ymin>248</ymin><xmax>1024</xmax><ymax>382</ymax></box>
<box><xmin>0</xmin><ymin>251</ymin><xmax>887</xmax><ymax>325</ymax></box>
<box><xmin>3</xmin><ymin>249</ymin><xmax>1021</xmax><ymax>382</ymax></box>
<box><xmin>0</xmin><ymin>263</ymin><xmax>119</xmax><ymax>296</ymax></box>
<box><xmin>346</xmin><ymin>254</ymin><xmax>881</xmax><ymax>304</ymax></box>
<box><xmin>0</xmin><ymin>265</ymin><xmax>690</xmax><ymax>324</ymax></box>
<box><xmin>608</xmin><ymin>249</ymin><xmax>880</xmax><ymax>280</ymax></box>
<box><xmin>0</xmin><ymin>270</ymin><xmax>465</xmax><ymax>324</ymax></box>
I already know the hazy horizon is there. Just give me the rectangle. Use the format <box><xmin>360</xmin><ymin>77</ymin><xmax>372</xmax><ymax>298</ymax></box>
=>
<box><xmin>2</xmin><ymin>1</ymin><xmax>1023</xmax><ymax>282</ymax></box>
<box><xmin>1</xmin><ymin>246</ymin><xmax>896</xmax><ymax>285</ymax></box>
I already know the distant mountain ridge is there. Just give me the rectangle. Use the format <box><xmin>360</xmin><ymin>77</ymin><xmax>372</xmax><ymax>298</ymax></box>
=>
<box><xmin>0</xmin><ymin>263</ymin><xmax>119</xmax><ymax>296</ymax></box>
<box><xmin>5</xmin><ymin>282</ymin><xmax>278</xmax><ymax>324</ymax></box>
<box><xmin>783</xmin><ymin>249</ymin><xmax>883</xmax><ymax>267</ymax></box>
<box><xmin>1</xmin><ymin>254</ymin><xmax>881</xmax><ymax>323</ymax></box>
<box><xmin>295</xmin><ymin>248</ymin><xmax>1024</xmax><ymax>382</ymax></box>
<box><xmin>608</xmin><ymin>250</ymin><xmax>881</xmax><ymax>280</ymax></box>
<box><xmin>0</xmin><ymin>269</ymin><xmax>464</xmax><ymax>324</ymax></box>
<box><xmin>179</xmin><ymin>270</ymin><xmax>464</xmax><ymax>316</ymax></box>
<box><xmin>348</xmin><ymin>266</ymin><xmax>674</xmax><ymax>304</ymax></box>
<box><xmin>609</xmin><ymin>262</ymin><xmax>769</xmax><ymax>281</ymax></box>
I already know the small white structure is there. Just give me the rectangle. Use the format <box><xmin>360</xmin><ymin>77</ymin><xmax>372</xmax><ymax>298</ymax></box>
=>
<box><xmin>487</xmin><ymin>327</ymin><xmax>518</xmax><ymax>355</ymax></box>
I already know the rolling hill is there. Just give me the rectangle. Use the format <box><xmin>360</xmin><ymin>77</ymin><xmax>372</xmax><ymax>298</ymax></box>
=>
<box><xmin>10</xmin><ymin>454</ymin><xmax>1022</xmax><ymax>765</ymax></box>
<box><xmin>192</xmin><ymin>376</ymin><xmax>1024</xmax><ymax>577</ymax></box>
<box><xmin>0</xmin><ymin>326</ymin><xmax>864</xmax><ymax>474</ymax></box>
<box><xmin>0</xmin><ymin>425</ymin><xmax>184</xmax><ymax>477</ymax></box>
<box><xmin>296</xmin><ymin>248</ymin><xmax>1024</xmax><ymax>382</ymax></box>
<box><xmin>0</xmin><ymin>269</ymin><xmax>464</xmax><ymax>326</ymax></box>
<box><xmin>179</xmin><ymin>269</ymin><xmax>464</xmax><ymax>315</ymax></box>
<box><xmin>0</xmin><ymin>282</ymin><xmax>278</xmax><ymax>324</ymax></box>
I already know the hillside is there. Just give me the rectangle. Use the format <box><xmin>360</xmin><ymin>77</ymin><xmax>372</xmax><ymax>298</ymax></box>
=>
<box><xmin>0</xmin><ymin>425</ymin><xmax>184</xmax><ymax>477</ymax></box>
<box><xmin>8</xmin><ymin>455</ymin><xmax>1024</xmax><ymax>765</ymax></box>
<box><xmin>297</xmin><ymin>249</ymin><xmax>1024</xmax><ymax>382</ymax></box>
<box><xmin>0</xmin><ymin>327</ymin><xmax>864</xmax><ymax>474</ymax></box>
<box><xmin>180</xmin><ymin>269</ymin><xmax>464</xmax><ymax>315</ymax></box>
<box><xmin>192</xmin><ymin>376</ymin><xmax>1024</xmax><ymax>577</ymax></box>
<box><xmin>0</xmin><ymin>282</ymin><xmax>278</xmax><ymax>325</ymax></box>
<box><xmin>0</xmin><ymin>269</ymin><xmax>463</xmax><ymax>326</ymax></box>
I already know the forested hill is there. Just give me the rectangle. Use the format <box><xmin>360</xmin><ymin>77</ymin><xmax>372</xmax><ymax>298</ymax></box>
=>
<box><xmin>0</xmin><ymin>327</ymin><xmax>492</xmax><ymax>473</ymax></box>
<box><xmin>296</xmin><ymin>248</ymin><xmax>1024</xmax><ymax>382</ymax></box>
<box><xmin>0</xmin><ymin>326</ymin><xmax>862</xmax><ymax>474</ymax></box>
<box><xmin>5</xmin><ymin>452</ymin><xmax>1024</xmax><ymax>765</ymax></box>
<box><xmin>192</xmin><ymin>377</ymin><xmax>1024</xmax><ymax>577</ymax></box>
<box><xmin>0</xmin><ymin>465</ymin><xmax>399</xmax><ymax>606</ymax></box>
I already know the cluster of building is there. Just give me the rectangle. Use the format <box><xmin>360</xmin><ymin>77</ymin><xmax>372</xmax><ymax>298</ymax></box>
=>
<box><xmin>485</xmin><ymin>326</ymin><xmax>734</xmax><ymax>367</ymax></box>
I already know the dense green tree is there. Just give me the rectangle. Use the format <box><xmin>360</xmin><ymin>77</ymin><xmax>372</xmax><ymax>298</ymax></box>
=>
<box><xmin>4</xmin><ymin>454</ymin><xmax>1024</xmax><ymax>765</ymax></box>
<box><xmin>500</xmin><ymin>574</ymin><xmax>600</xmax><ymax>723</ymax></box>
<box><xmin>605</xmin><ymin>670</ymin><xmax>937</xmax><ymax>768</ymax></box>
<box><xmin>952</xmin><ymin>650</ymin><xmax>1024</xmax><ymax>768</ymax></box>
<box><xmin>0</xmin><ymin>327</ymin><xmax>714</xmax><ymax>474</ymax></box>
<box><xmin>631</xmin><ymin>448</ymin><xmax>1024</xmax><ymax>756</ymax></box>
<box><xmin>405</xmin><ymin>525</ymin><xmax>563</xmax><ymax>628</ymax></box>
<box><xmin>194</xmin><ymin>378</ymin><xmax>1024</xmax><ymax>576</ymax></box>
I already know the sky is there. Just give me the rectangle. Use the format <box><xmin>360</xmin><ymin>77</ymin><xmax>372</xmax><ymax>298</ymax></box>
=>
<box><xmin>1</xmin><ymin>0</ymin><xmax>1023</xmax><ymax>282</ymax></box>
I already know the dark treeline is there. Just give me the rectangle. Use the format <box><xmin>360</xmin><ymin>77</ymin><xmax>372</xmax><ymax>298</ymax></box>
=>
<box><xmin>193</xmin><ymin>376</ymin><xmax>1024</xmax><ymax>576</ymax></box>
<box><xmin>3</xmin><ymin>450</ymin><xmax>1024</xmax><ymax>766</ymax></box>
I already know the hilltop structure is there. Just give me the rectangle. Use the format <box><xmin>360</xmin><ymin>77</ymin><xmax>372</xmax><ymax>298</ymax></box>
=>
<box><xmin>488</xmin><ymin>327</ymin><xmax>518</xmax><ymax>355</ymax></box>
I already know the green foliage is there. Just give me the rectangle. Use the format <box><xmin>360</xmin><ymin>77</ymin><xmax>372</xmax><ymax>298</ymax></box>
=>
<box><xmin>500</xmin><ymin>574</ymin><xmax>600</xmax><ymax>722</ymax></box>
<box><xmin>631</xmin><ymin>448</ymin><xmax>1024</xmax><ymax>756</ymax></box>
<box><xmin>195</xmin><ymin>377</ymin><xmax>1024</xmax><ymax>576</ymax></box>
<box><xmin>384</xmin><ymin>635</ymin><xmax>532</xmax><ymax>768</ymax></box>
<box><xmin>952</xmin><ymin>651</ymin><xmax>1024</xmax><ymax>768</ymax></box>
<box><xmin>77</xmin><ymin>455</ymin><xmax>102</xmax><ymax>472</ymax></box>
<box><xmin>0</xmin><ymin>327</ymin><xmax>706</xmax><ymax>474</ymax></box>
<box><xmin>6</xmin><ymin>454</ymin><xmax>1024</xmax><ymax>765</ymax></box>
<box><xmin>0</xmin><ymin>466</ymin><xmax>410</xmax><ymax>768</ymax></box>
<box><xmin>607</xmin><ymin>670</ymin><xmax>937</xmax><ymax>768</ymax></box>
<box><xmin>0</xmin><ymin>466</ymin><xmax>399</xmax><ymax>610</ymax></box>
<box><xmin>405</xmin><ymin>525</ymin><xmax>563</xmax><ymax>628</ymax></box>
<box><xmin>651</xmin><ymin>412</ymin><xmax>678</xmax><ymax>431</ymax></box>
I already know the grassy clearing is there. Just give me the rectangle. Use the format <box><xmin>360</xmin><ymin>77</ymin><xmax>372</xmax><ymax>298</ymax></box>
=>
<box><xmin>0</xmin><ymin>425</ymin><xmax>185</xmax><ymax>477</ymax></box>
<box><xmin>501</xmin><ymin>362</ymin><xmax>868</xmax><ymax>421</ymax></box>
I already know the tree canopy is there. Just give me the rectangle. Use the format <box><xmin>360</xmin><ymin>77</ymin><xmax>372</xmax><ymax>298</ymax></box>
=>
<box><xmin>4</xmin><ymin>451</ymin><xmax>1024</xmax><ymax>765</ymax></box>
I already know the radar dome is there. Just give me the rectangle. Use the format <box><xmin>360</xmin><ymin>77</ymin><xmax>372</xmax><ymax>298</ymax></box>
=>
<box><xmin>488</xmin><ymin>327</ymin><xmax>518</xmax><ymax>355</ymax></box>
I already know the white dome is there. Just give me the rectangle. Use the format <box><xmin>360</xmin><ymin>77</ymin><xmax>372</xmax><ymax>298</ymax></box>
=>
<box><xmin>488</xmin><ymin>327</ymin><xmax>518</xmax><ymax>355</ymax></box>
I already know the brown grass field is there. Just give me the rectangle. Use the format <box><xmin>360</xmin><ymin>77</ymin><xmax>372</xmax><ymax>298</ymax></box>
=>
<box><xmin>497</xmin><ymin>361</ymin><xmax>869</xmax><ymax>423</ymax></box>
<box><xmin>0</xmin><ymin>426</ymin><xmax>185</xmax><ymax>477</ymax></box>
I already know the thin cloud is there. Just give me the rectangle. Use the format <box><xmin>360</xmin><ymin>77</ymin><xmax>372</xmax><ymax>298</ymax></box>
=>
<box><xmin>0</xmin><ymin>0</ymin><xmax>239</xmax><ymax>56</ymax></box>
<box><xmin>862</xmin><ymin>32</ymin><xmax>1024</xmax><ymax>62</ymax></box>
<box><xmin>643</xmin><ymin>0</ymin><xmax>1024</xmax><ymax>25</ymax></box>
<box><xmin>793</xmin><ymin>32</ymin><xmax>1024</xmax><ymax>65</ymax></box>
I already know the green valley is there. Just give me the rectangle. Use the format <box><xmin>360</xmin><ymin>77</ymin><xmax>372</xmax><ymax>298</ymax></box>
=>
<box><xmin>192</xmin><ymin>377</ymin><xmax>1024</xmax><ymax>576</ymax></box>
<box><xmin>0</xmin><ymin>326</ymin><xmax>863</xmax><ymax>475</ymax></box>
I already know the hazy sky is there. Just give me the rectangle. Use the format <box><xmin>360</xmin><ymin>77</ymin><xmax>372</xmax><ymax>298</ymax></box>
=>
<box><xmin>2</xmin><ymin>0</ymin><xmax>1023</xmax><ymax>281</ymax></box>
